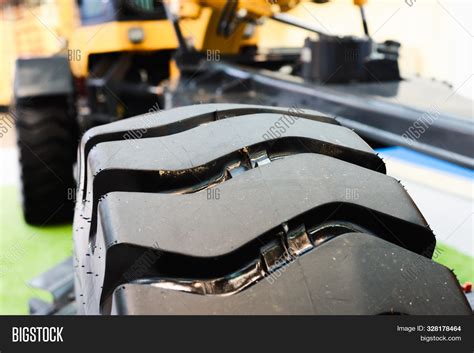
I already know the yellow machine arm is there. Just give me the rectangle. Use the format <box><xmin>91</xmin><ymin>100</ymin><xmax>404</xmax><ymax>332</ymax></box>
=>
<box><xmin>175</xmin><ymin>0</ymin><xmax>303</xmax><ymax>54</ymax></box>
<box><xmin>180</xmin><ymin>0</ymin><xmax>299</xmax><ymax>19</ymax></box>
<box><xmin>176</xmin><ymin>0</ymin><xmax>369</xmax><ymax>54</ymax></box>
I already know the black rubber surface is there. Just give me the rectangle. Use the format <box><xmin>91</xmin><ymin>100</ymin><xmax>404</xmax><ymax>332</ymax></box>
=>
<box><xmin>73</xmin><ymin>103</ymin><xmax>469</xmax><ymax>315</ymax></box>
<box><xmin>14</xmin><ymin>56</ymin><xmax>74</xmax><ymax>100</ymax></box>
<box><xmin>111</xmin><ymin>233</ymin><xmax>470</xmax><ymax>315</ymax></box>
<box><xmin>15</xmin><ymin>97</ymin><xmax>78</xmax><ymax>224</ymax></box>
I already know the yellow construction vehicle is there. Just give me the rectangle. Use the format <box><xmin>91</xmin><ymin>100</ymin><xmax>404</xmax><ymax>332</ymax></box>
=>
<box><xmin>12</xmin><ymin>0</ymin><xmax>379</xmax><ymax>225</ymax></box>
<box><xmin>13</xmin><ymin>0</ymin><xmax>183</xmax><ymax>224</ymax></box>
<box><xmin>10</xmin><ymin>0</ymin><xmax>311</xmax><ymax>225</ymax></box>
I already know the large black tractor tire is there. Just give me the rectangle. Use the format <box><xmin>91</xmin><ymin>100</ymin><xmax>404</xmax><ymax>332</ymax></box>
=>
<box><xmin>15</xmin><ymin>97</ymin><xmax>78</xmax><ymax>225</ymax></box>
<box><xmin>73</xmin><ymin>104</ymin><xmax>470</xmax><ymax>315</ymax></box>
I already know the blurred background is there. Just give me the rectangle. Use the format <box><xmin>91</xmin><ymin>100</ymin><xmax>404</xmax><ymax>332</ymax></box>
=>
<box><xmin>0</xmin><ymin>0</ymin><xmax>472</xmax><ymax>314</ymax></box>
<box><xmin>1</xmin><ymin>0</ymin><xmax>472</xmax><ymax>108</ymax></box>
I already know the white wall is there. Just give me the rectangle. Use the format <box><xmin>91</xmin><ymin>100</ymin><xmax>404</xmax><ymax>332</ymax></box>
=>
<box><xmin>260</xmin><ymin>0</ymin><xmax>473</xmax><ymax>99</ymax></box>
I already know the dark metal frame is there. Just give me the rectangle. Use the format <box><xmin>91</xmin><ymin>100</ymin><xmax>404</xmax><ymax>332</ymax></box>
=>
<box><xmin>172</xmin><ymin>61</ymin><xmax>473</xmax><ymax>168</ymax></box>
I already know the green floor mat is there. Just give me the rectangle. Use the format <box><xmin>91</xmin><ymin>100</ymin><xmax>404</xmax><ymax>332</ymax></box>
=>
<box><xmin>434</xmin><ymin>242</ymin><xmax>474</xmax><ymax>285</ymax></box>
<box><xmin>0</xmin><ymin>186</ymin><xmax>72</xmax><ymax>315</ymax></box>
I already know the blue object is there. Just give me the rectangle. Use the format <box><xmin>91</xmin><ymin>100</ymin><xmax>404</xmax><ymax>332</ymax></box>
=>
<box><xmin>376</xmin><ymin>147</ymin><xmax>473</xmax><ymax>180</ymax></box>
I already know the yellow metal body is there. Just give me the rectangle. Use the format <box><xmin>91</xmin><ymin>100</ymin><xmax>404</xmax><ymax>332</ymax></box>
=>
<box><xmin>69</xmin><ymin>20</ymin><xmax>179</xmax><ymax>78</ymax></box>
<box><xmin>196</xmin><ymin>0</ymin><xmax>298</xmax><ymax>18</ymax></box>
<box><xmin>69</xmin><ymin>0</ymin><xmax>293</xmax><ymax>78</ymax></box>
<box><xmin>177</xmin><ymin>7</ymin><xmax>259</xmax><ymax>54</ymax></box>
<box><xmin>195</xmin><ymin>8</ymin><xmax>252</xmax><ymax>54</ymax></box>
<box><xmin>178</xmin><ymin>0</ymin><xmax>298</xmax><ymax>54</ymax></box>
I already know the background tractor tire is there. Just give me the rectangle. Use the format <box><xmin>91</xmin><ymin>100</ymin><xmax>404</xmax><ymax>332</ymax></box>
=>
<box><xmin>73</xmin><ymin>104</ymin><xmax>470</xmax><ymax>315</ymax></box>
<box><xmin>15</xmin><ymin>97</ymin><xmax>78</xmax><ymax>225</ymax></box>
